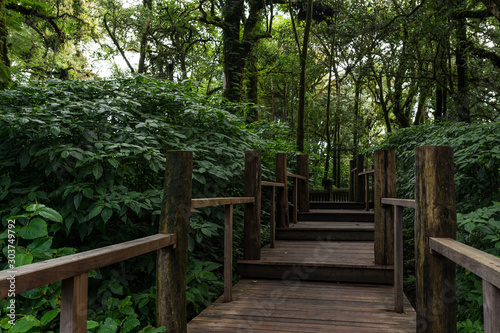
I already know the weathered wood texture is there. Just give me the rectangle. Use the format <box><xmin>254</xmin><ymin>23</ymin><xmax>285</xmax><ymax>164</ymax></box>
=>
<box><xmin>297</xmin><ymin>154</ymin><xmax>310</xmax><ymax>212</ymax></box>
<box><xmin>429</xmin><ymin>238</ymin><xmax>500</xmax><ymax>289</ymax></box>
<box><xmin>374</xmin><ymin>149</ymin><xmax>396</xmax><ymax>265</ymax></box>
<box><xmin>276</xmin><ymin>153</ymin><xmax>289</xmax><ymax>228</ymax></box>
<box><xmin>61</xmin><ymin>273</ymin><xmax>88</xmax><ymax>333</ymax></box>
<box><xmin>0</xmin><ymin>233</ymin><xmax>177</xmax><ymax>299</ymax></box>
<box><xmin>237</xmin><ymin>239</ymin><xmax>393</xmax><ymax>284</ymax></box>
<box><xmin>349</xmin><ymin>160</ymin><xmax>356</xmax><ymax>201</ymax></box>
<box><xmin>394</xmin><ymin>205</ymin><xmax>404</xmax><ymax>313</ymax></box>
<box><xmin>270</xmin><ymin>186</ymin><xmax>276</xmax><ymax>248</ymax></box>
<box><xmin>224</xmin><ymin>204</ymin><xmax>234</xmax><ymax>302</ymax></box>
<box><xmin>292</xmin><ymin>177</ymin><xmax>298</xmax><ymax>224</ymax></box>
<box><xmin>188</xmin><ymin>279</ymin><xmax>415</xmax><ymax>332</ymax></box>
<box><xmin>261</xmin><ymin>181</ymin><xmax>285</xmax><ymax>187</ymax></box>
<box><xmin>243</xmin><ymin>151</ymin><xmax>262</xmax><ymax>260</ymax></box>
<box><xmin>191</xmin><ymin>197</ymin><xmax>254</xmax><ymax>211</ymax></box>
<box><xmin>381</xmin><ymin>198</ymin><xmax>416</xmax><ymax>208</ymax></box>
<box><xmin>355</xmin><ymin>154</ymin><xmax>365</xmax><ymax>203</ymax></box>
<box><xmin>415</xmin><ymin>146</ymin><xmax>457</xmax><ymax>333</ymax></box>
<box><xmin>156</xmin><ymin>151</ymin><xmax>192</xmax><ymax>332</ymax></box>
<box><xmin>483</xmin><ymin>281</ymin><xmax>500</xmax><ymax>333</ymax></box>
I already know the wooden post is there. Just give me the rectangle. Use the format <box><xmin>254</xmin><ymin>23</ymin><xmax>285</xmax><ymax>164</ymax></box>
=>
<box><xmin>415</xmin><ymin>146</ymin><xmax>457</xmax><ymax>333</ymax></box>
<box><xmin>276</xmin><ymin>153</ymin><xmax>289</xmax><ymax>228</ymax></box>
<box><xmin>292</xmin><ymin>177</ymin><xmax>298</xmax><ymax>224</ymax></box>
<box><xmin>365</xmin><ymin>174</ymin><xmax>370</xmax><ymax>211</ymax></box>
<box><xmin>244</xmin><ymin>151</ymin><xmax>262</xmax><ymax>260</ymax></box>
<box><xmin>394</xmin><ymin>205</ymin><xmax>404</xmax><ymax>313</ymax></box>
<box><xmin>224</xmin><ymin>204</ymin><xmax>233</xmax><ymax>302</ymax></box>
<box><xmin>157</xmin><ymin>151</ymin><xmax>192</xmax><ymax>332</ymax></box>
<box><xmin>374</xmin><ymin>150</ymin><xmax>396</xmax><ymax>265</ymax></box>
<box><xmin>297</xmin><ymin>154</ymin><xmax>309</xmax><ymax>212</ymax></box>
<box><xmin>356</xmin><ymin>154</ymin><xmax>365</xmax><ymax>203</ymax></box>
<box><xmin>270</xmin><ymin>186</ymin><xmax>276</xmax><ymax>248</ymax></box>
<box><xmin>61</xmin><ymin>273</ymin><xmax>88</xmax><ymax>333</ymax></box>
<box><xmin>349</xmin><ymin>160</ymin><xmax>356</xmax><ymax>201</ymax></box>
<box><xmin>483</xmin><ymin>281</ymin><xmax>500</xmax><ymax>333</ymax></box>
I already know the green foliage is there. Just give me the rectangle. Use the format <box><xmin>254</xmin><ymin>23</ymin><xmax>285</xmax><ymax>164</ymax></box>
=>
<box><xmin>374</xmin><ymin>121</ymin><xmax>500</xmax><ymax>329</ymax></box>
<box><xmin>0</xmin><ymin>76</ymin><xmax>293</xmax><ymax>329</ymax></box>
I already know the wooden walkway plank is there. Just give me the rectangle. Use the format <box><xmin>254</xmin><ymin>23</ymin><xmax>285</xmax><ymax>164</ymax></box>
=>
<box><xmin>188</xmin><ymin>279</ymin><xmax>415</xmax><ymax>332</ymax></box>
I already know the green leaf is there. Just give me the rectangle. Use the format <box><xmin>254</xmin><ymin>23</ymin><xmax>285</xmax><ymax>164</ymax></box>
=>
<box><xmin>25</xmin><ymin>203</ymin><xmax>45</xmax><ymax>212</ymax></box>
<box><xmin>40</xmin><ymin>308</ymin><xmax>60</xmax><ymax>326</ymax></box>
<box><xmin>74</xmin><ymin>193</ymin><xmax>82</xmax><ymax>210</ymax></box>
<box><xmin>101</xmin><ymin>208</ymin><xmax>113</xmax><ymax>223</ymax></box>
<box><xmin>38</xmin><ymin>207</ymin><xmax>63</xmax><ymax>223</ymax></box>
<box><xmin>82</xmin><ymin>188</ymin><xmax>94</xmax><ymax>198</ymax></box>
<box><xmin>87</xmin><ymin>320</ymin><xmax>100</xmax><ymax>329</ymax></box>
<box><xmin>97</xmin><ymin>318</ymin><xmax>119</xmax><ymax>333</ymax></box>
<box><xmin>9</xmin><ymin>315</ymin><xmax>40</xmax><ymax>332</ymax></box>
<box><xmin>50</xmin><ymin>126</ymin><xmax>61</xmax><ymax>136</ymax></box>
<box><xmin>18</xmin><ymin>218</ymin><xmax>48</xmax><ymax>239</ymax></box>
<box><xmin>93</xmin><ymin>163</ymin><xmax>103</xmax><ymax>180</ymax></box>
<box><xmin>108</xmin><ymin>158</ymin><xmax>119</xmax><ymax>168</ymax></box>
<box><xmin>15</xmin><ymin>252</ymin><xmax>34</xmax><ymax>266</ymax></box>
<box><xmin>20</xmin><ymin>150</ymin><xmax>30</xmax><ymax>169</ymax></box>
<box><xmin>88</xmin><ymin>206</ymin><xmax>103</xmax><ymax>220</ymax></box>
<box><xmin>61</xmin><ymin>150</ymin><xmax>70</xmax><ymax>158</ymax></box>
<box><xmin>27</xmin><ymin>237</ymin><xmax>53</xmax><ymax>257</ymax></box>
<box><xmin>122</xmin><ymin>315</ymin><xmax>140</xmax><ymax>333</ymax></box>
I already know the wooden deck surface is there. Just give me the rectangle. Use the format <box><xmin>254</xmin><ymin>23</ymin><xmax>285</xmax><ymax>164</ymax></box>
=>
<box><xmin>188</xmin><ymin>279</ymin><xmax>416</xmax><ymax>332</ymax></box>
<box><xmin>287</xmin><ymin>221</ymin><xmax>374</xmax><ymax>231</ymax></box>
<box><xmin>258</xmin><ymin>240</ymin><xmax>378</xmax><ymax>266</ymax></box>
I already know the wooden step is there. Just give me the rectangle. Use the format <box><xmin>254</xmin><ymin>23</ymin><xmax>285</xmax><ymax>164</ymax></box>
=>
<box><xmin>276</xmin><ymin>221</ymin><xmax>374</xmax><ymax>241</ymax></box>
<box><xmin>237</xmin><ymin>241</ymin><xmax>393</xmax><ymax>285</ymax></box>
<box><xmin>299</xmin><ymin>209</ymin><xmax>374</xmax><ymax>222</ymax></box>
<box><xmin>310</xmin><ymin>201</ymin><xmax>367</xmax><ymax>210</ymax></box>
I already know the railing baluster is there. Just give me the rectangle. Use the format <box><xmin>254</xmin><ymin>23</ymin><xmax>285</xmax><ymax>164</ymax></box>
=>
<box><xmin>270</xmin><ymin>186</ymin><xmax>276</xmax><ymax>248</ymax></box>
<box><xmin>61</xmin><ymin>273</ymin><xmax>88</xmax><ymax>333</ymax></box>
<box><xmin>293</xmin><ymin>177</ymin><xmax>298</xmax><ymax>224</ymax></box>
<box><xmin>483</xmin><ymin>280</ymin><xmax>500</xmax><ymax>333</ymax></box>
<box><xmin>224</xmin><ymin>204</ymin><xmax>234</xmax><ymax>302</ymax></box>
<box><xmin>394</xmin><ymin>205</ymin><xmax>404</xmax><ymax>313</ymax></box>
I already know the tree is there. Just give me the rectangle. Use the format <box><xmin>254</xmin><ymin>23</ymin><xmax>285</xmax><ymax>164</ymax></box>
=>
<box><xmin>199</xmin><ymin>0</ymin><xmax>271</xmax><ymax>103</ymax></box>
<box><xmin>0</xmin><ymin>0</ymin><xmax>10</xmax><ymax>88</ymax></box>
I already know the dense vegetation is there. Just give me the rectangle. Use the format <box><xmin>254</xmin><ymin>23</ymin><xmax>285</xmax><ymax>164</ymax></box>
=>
<box><xmin>1</xmin><ymin>0</ymin><xmax>499</xmax><ymax>331</ymax></box>
<box><xmin>374</xmin><ymin>122</ymin><xmax>500</xmax><ymax>332</ymax></box>
<box><xmin>0</xmin><ymin>76</ymin><xmax>300</xmax><ymax>331</ymax></box>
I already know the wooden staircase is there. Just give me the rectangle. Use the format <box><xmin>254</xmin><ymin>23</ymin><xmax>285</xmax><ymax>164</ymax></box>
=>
<box><xmin>237</xmin><ymin>201</ymin><xmax>393</xmax><ymax>284</ymax></box>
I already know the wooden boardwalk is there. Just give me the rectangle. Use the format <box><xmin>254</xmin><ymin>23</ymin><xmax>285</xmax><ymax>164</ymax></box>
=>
<box><xmin>188</xmin><ymin>205</ymin><xmax>416</xmax><ymax>332</ymax></box>
<box><xmin>188</xmin><ymin>279</ymin><xmax>415</xmax><ymax>332</ymax></box>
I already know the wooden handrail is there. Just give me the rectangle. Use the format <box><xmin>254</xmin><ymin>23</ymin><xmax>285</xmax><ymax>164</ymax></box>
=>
<box><xmin>381</xmin><ymin>198</ymin><xmax>416</xmax><ymax>209</ymax></box>
<box><xmin>191</xmin><ymin>197</ymin><xmax>255</xmax><ymax>211</ymax></box>
<box><xmin>0</xmin><ymin>233</ymin><xmax>177</xmax><ymax>299</ymax></box>
<box><xmin>358</xmin><ymin>169</ymin><xmax>374</xmax><ymax>176</ymax></box>
<box><xmin>286</xmin><ymin>172</ymin><xmax>307</xmax><ymax>180</ymax></box>
<box><xmin>430</xmin><ymin>238</ymin><xmax>500</xmax><ymax>289</ymax></box>
<box><xmin>262</xmin><ymin>181</ymin><xmax>285</xmax><ymax>187</ymax></box>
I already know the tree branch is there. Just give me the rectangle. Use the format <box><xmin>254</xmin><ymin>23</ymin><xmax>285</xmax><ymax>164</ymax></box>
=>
<box><xmin>103</xmin><ymin>13</ymin><xmax>135</xmax><ymax>73</ymax></box>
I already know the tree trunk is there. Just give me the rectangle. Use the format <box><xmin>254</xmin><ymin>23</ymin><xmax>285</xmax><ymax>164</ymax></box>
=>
<box><xmin>296</xmin><ymin>0</ymin><xmax>313</xmax><ymax>152</ymax></box>
<box><xmin>222</xmin><ymin>0</ymin><xmax>266</xmax><ymax>103</ymax></box>
<box><xmin>455</xmin><ymin>13</ymin><xmax>470</xmax><ymax>122</ymax></box>
<box><xmin>0</xmin><ymin>0</ymin><xmax>11</xmax><ymax>88</ymax></box>
<box><xmin>246</xmin><ymin>51</ymin><xmax>259</xmax><ymax>121</ymax></box>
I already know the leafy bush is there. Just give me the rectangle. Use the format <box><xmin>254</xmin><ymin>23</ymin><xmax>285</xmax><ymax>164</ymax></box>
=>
<box><xmin>0</xmin><ymin>76</ymin><xmax>291</xmax><ymax>330</ymax></box>
<box><xmin>373</xmin><ymin>122</ymin><xmax>500</xmax><ymax>329</ymax></box>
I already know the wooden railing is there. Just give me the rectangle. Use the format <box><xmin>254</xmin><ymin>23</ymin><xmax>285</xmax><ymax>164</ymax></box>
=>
<box><xmin>0</xmin><ymin>234</ymin><xmax>177</xmax><ymax>331</ymax></box>
<box><xmin>0</xmin><ymin>150</ymin><xmax>310</xmax><ymax>332</ymax></box>
<box><xmin>375</xmin><ymin>146</ymin><xmax>500</xmax><ymax>332</ymax></box>
<box><xmin>191</xmin><ymin>197</ymin><xmax>254</xmax><ymax>303</ymax></box>
<box><xmin>348</xmin><ymin>154</ymin><xmax>374</xmax><ymax>207</ymax></box>
<box><xmin>310</xmin><ymin>188</ymin><xmax>349</xmax><ymax>202</ymax></box>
